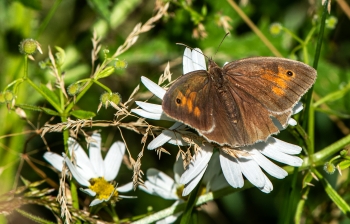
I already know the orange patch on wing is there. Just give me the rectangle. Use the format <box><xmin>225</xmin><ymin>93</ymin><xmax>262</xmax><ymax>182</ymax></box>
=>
<box><xmin>186</xmin><ymin>92</ymin><xmax>197</xmax><ymax>112</ymax></box>
<box><xmin>194</xmin><ymin>107</ymin><xmax>201</xmax><ymax>117</ymax></box>
<box><xmin>272</xmin><ymin>86</ymin><xmax>285</xmax><ymax>96</ymax></box>
<box><xmin>262</xmin><ymin>72</ymin><xmax>287</xmax><ymax>89</ymax></box>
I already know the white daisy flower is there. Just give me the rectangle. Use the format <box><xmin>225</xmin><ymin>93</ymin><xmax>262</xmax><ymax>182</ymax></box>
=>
<box><xmin>140</xmin><ymin>154</ymin><xmax>228</xmax><ymax>223</ymax></box>
<box><xmin>44</xmin><ymin>133</ymin><xmax>133</xmax><ymax>206</ymax></box>
<box><xmin>132</xmin><ymin>47</ymin><xmax>303</xmax><ymax>194</ymax></box>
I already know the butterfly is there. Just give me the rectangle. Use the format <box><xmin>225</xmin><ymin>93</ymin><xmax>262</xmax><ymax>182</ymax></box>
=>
<box><xmin>162</xmin><ymin>56</ymin><xmax>317</xmax><ymax>147</ymax></box>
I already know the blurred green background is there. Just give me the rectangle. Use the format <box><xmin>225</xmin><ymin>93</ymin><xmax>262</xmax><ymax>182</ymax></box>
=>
<box><xmin>1</xmin><ymin>0</ymin><xmax>350</xmax><ymax>223</ymax></box>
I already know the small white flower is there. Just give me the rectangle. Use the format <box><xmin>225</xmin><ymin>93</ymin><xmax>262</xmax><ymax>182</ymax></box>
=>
<box><xmin>140</xmin><ymin>155</ymin><xmax>227</xmax><ymax>223</ymax></box>
<box><xmin>44</xmin><ymin>133</ymin><xmax>133</xmax><ymax>206</ymax></box>
<box><xmin>133</xmin><ymin>47</ymin><xmax>304</xmax><ymax>194</ymax></box>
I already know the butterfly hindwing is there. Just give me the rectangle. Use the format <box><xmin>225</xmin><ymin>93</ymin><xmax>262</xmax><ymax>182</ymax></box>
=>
<box><xmin>223</xmin><ymin>57</ymin><xmax>316</xmax><ymax>114</ymax></box>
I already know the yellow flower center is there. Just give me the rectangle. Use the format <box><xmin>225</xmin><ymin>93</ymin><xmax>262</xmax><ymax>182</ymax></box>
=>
<box><xmin>89</xmin><ymin>177</ymin><xmax>118</xmax><ymax>200</ymax></box>
<box><xmin>176</xmin><ymin>184</ymin><xmax>207</xmax><ymax>200</ymax></box>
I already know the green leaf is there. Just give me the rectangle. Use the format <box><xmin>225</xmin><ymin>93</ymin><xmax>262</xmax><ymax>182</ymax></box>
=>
<box><xmin>41</xmin><ymin>107</ymin><xmax>60</xmax><ymax>116</ymax></box>
<box><xmin>16</xmin><ymin>103</ymin><xmax>43</xmax><ymax>112</ymax></box>
<box><xmin>96</xmin><ymin>66</ymin><xmax>115</xmax><ymax>79</ymax></box>
<box><xmin>314</xmin><ymin>169</ymin><xmax>350</xmax><ymax>216</ymax></box>
<box><xmin>39</xmin><ymin>84</ymin><xmax>60</xmax><ymax>106</ymax></box>
<box><xmin>338</xmin><ymin>160</ymin><xmax>350</xmax><ymax>170</ymax></box>
<box><xmin>302</xmin><ymin>171</ymin><xmax>314</xmax><ymax>188</ymax></box>
<box><xmin>70</xmin><ymin>110</ymin><xmax>96</xmax><ymax>119</ymax></box>
<box><xmin>16</xmin><ymin>104</ymin><xmax>60</xmax><ymax>116</ymax></box>
<box><xmin>87</xmin><ymin>0</ymin><xmax>111</xmax><ymax>22</ymax></box>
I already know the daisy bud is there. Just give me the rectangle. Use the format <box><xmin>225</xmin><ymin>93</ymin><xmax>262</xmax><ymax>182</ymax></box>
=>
<box><xmin>19</xmin><ymin>39</ymin><xmax>42</xmax><ymax>55</ymax></box>
<box><xmin>340</xmin><ymin>149</ymin><xmax>348</xmax><ymax>157</ymax></box>
<box><xmin>326</xmin><ymin>16</ymin><xmax>338</xmax><ymax>29</ymax></box>
<box><xmin>114</xmin><ymin>59</ymin><xmax>128</xmax><ymax>69</ymax></box>
<box><xmin>67</xmin><ymin>83</ymin><xmax>82</xmax><ymax>96</ymax></box>
<box><xmin>269</xmin><ymin>23</ymin><xmax>282</xmax><ymax>35</ymax></box>
<box><xmin>110</xmin><ymin>92</ymin><xmax>122</xmax><ymax>105</ymax></box>
<box><xmin>100</xmin><ymin>92</ymin><xmax>111</xmax><ymax>109</ymax></box>
<box><xmin>4</xmin><ymin>91</ymin><xmax>14</xmax><ymax>102</ymax></box>
<box><xmin>324</xmin><ymin>162</ymin><xmax>336</xmax><ymax>174</ymax></box>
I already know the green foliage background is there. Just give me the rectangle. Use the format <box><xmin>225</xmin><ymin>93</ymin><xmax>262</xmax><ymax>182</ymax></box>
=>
<box><xmin>1</xmin><ymin>0</ymin><xmax>350</xmax><ymax>223</ymax></box>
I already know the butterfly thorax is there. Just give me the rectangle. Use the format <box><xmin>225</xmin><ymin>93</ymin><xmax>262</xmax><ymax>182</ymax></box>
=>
<box><xmin>208</xmin><ymin>60</ymin><xmax>226</xmax><ymax>88</ymax></box>
<box><xmin>208</xmin><ymin>59</ymin><xmax>238</xmax><ymax>124</ymax></box>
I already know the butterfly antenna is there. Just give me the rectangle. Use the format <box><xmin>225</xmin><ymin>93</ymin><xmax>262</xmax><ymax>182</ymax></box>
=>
<box><xmin>176</xmin><ymin>43</ymin><xmax>210</xmax><ymax>60</ymax></box>
<box><xmin>214</xmin><ymin>32</ymin><xmax>230</xmax><ymax>57</ymax></box>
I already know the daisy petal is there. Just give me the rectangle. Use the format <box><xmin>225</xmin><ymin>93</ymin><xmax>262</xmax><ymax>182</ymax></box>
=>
<box><xmin>146</xmin><ymin>168</ymin><xmax>175</xmax><ymax>192</ymax></box>
<box><xmin>141</xmin><ymin>76</ymin><xmax>166</xmax><ymax>100</ymax></box>
<box><xmin>119</xmin><ymin>195</ymin><xmax>137</xmax><ymax>199</ymax></box>
<box><xmin>272</xmin><ymin>138</ymin><xmax>302</xmax><ymax>155</ymax></box>
<box><xmin>117</xmin><ymin>182</ymin><xmax>133</xmax><ymax>192</ymax></box>
<box><xmin>76</xmin><ymin>165</ymin><xmax>96</xmax><ymax>181</ymax></box>
<box><xmin>293</xmin><ymin>102</ymin><xmax>303</xmax><ymax>114</ymax></box>
<box><xmin>191</xmin><ymin>48</ymin><xmax>206</xmax><ymax>70</ymax></box>
<box><xmin>180</xmin><ymin>144</ymin><xmax>213</xmax><ymax>185</ymax></box>
<box><xmin>65</xmin><ymin>157</ymin><xmax>90</xmax><ymax>187</ymax></box>
<box><xmin>90</xmin><ymin>198</ymin><xmax>103</xmax><ymax>207</ymax></box>
<box><xmin>89</xmin><ymin>133</ymin><xmax>105</xmax><ymax>177</ymax></box>
<box><xmin>80</xmin><ymin>188</ymin><xmax>96</xmax><ymax>196</ymax></box>
<box><xmin>148</xmin><ymin>132</ymin><xmax>172</xmax><ymax>149</ymax></box>
<box><xmin>288</xmin><ymin>118</ymin><xmax>297</xmax><ymax>126</ymax></box>
<box><xmin>44</xmin><ymin>152</ymin><xmax>64</xmax><ymax>172</ymax></box>
<box><xmin>262</xmin><ymin>148</ymin><xmax>303</xmax><ymax>167</ymax></box>
<box><xmin>249</xmin><ymin>149</ymin><xmax>287</xmax><ymax>179</ymax></box>
<box><xmin>131</xmin><ymin>109</ymin><xmax>174</xmax><ymax>121</ymax></box>
<box><xmin>182</xmin><ymin>165</ymin><xmax>207</xmax><ymax>196</ymax></box>
<box><xmin>183</xmin><ymin>48</ymin><xmax>194</xmax><ymax>74</ymax></box>
<box><xmin>68</xmin><ymin>138</ymin><xmax>97</xmax><ymax>177</ymax></box>
<box><xmin>237</xmin><ymin>156</ymin><xmax>265</xmax><ymax>188</ymax></box>
<box><xmin>104</xmin><ymin>141</ymin><xmax>125</xmax><ymax>181</ymax></box>
<box><xmin>140</xmin><ymin>181</ymin><xmax>178</xmax><ymax>200</ymax></box>
<box><xmin>148</xmin><ymin>122</ymin><xmax>188</xmax><ymax>149</ymax></box>
<box><xmin>135</xmin><ymin>101</ymin><xmax>164</xmax><ymax>114</ymax></box>
<box><xmin>260</xmin><ymin>139</ymin><xmax>303</xmax><ymax>166</ymax></box>
<box><xmin>259</xmin><ymin>175</ymin><xmax>273</xmax><ymax>193</ymax></box>
<box><xmin>219</xmin><ymin>152</ymin><xmax>244</xmax><ymax>188</ymax></box>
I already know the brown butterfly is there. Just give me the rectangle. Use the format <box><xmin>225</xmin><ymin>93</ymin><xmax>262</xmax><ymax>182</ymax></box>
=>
<box><xmin>162</xmin><ymin>57</ymin><xmax>317</xmax><ymax>147</ymax></box>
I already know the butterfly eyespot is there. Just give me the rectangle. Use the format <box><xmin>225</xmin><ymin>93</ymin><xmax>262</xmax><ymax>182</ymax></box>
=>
<box><xmin>176</xmin><ymin>98</ymin><xmax>181</xmax><ymax>104</ymax></box>
<box><xmin>286</xmin><ymin>71</ymin><xmax>294</xmax><ymax>76</ymax></box>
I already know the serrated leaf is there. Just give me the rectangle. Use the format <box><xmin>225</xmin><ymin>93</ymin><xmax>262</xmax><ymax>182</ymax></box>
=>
<box><xmin>338</xmin><ymin>160</ymin><xmax>350</xmax><ymax>170</ymax></box>
<box><xmin>41</xmin><ymin>107</ymin><xmax>60</xmax><ymax>116</ymax></box>
<box><xmin>70</xmin><ymin>110</ymin><xmax>96</xmax><ymax>119</ymax></box>
<box><xmin>40</xmin><ymin>84</ymin><xmax>60</xmax><ymax>106</ymax></box>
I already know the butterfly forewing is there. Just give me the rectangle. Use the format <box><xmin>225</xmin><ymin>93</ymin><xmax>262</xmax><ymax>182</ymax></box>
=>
<box><xmin>162</xmin><ymin>71</ymin><xmax>215</xmax><ymax>132</ymax></box>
